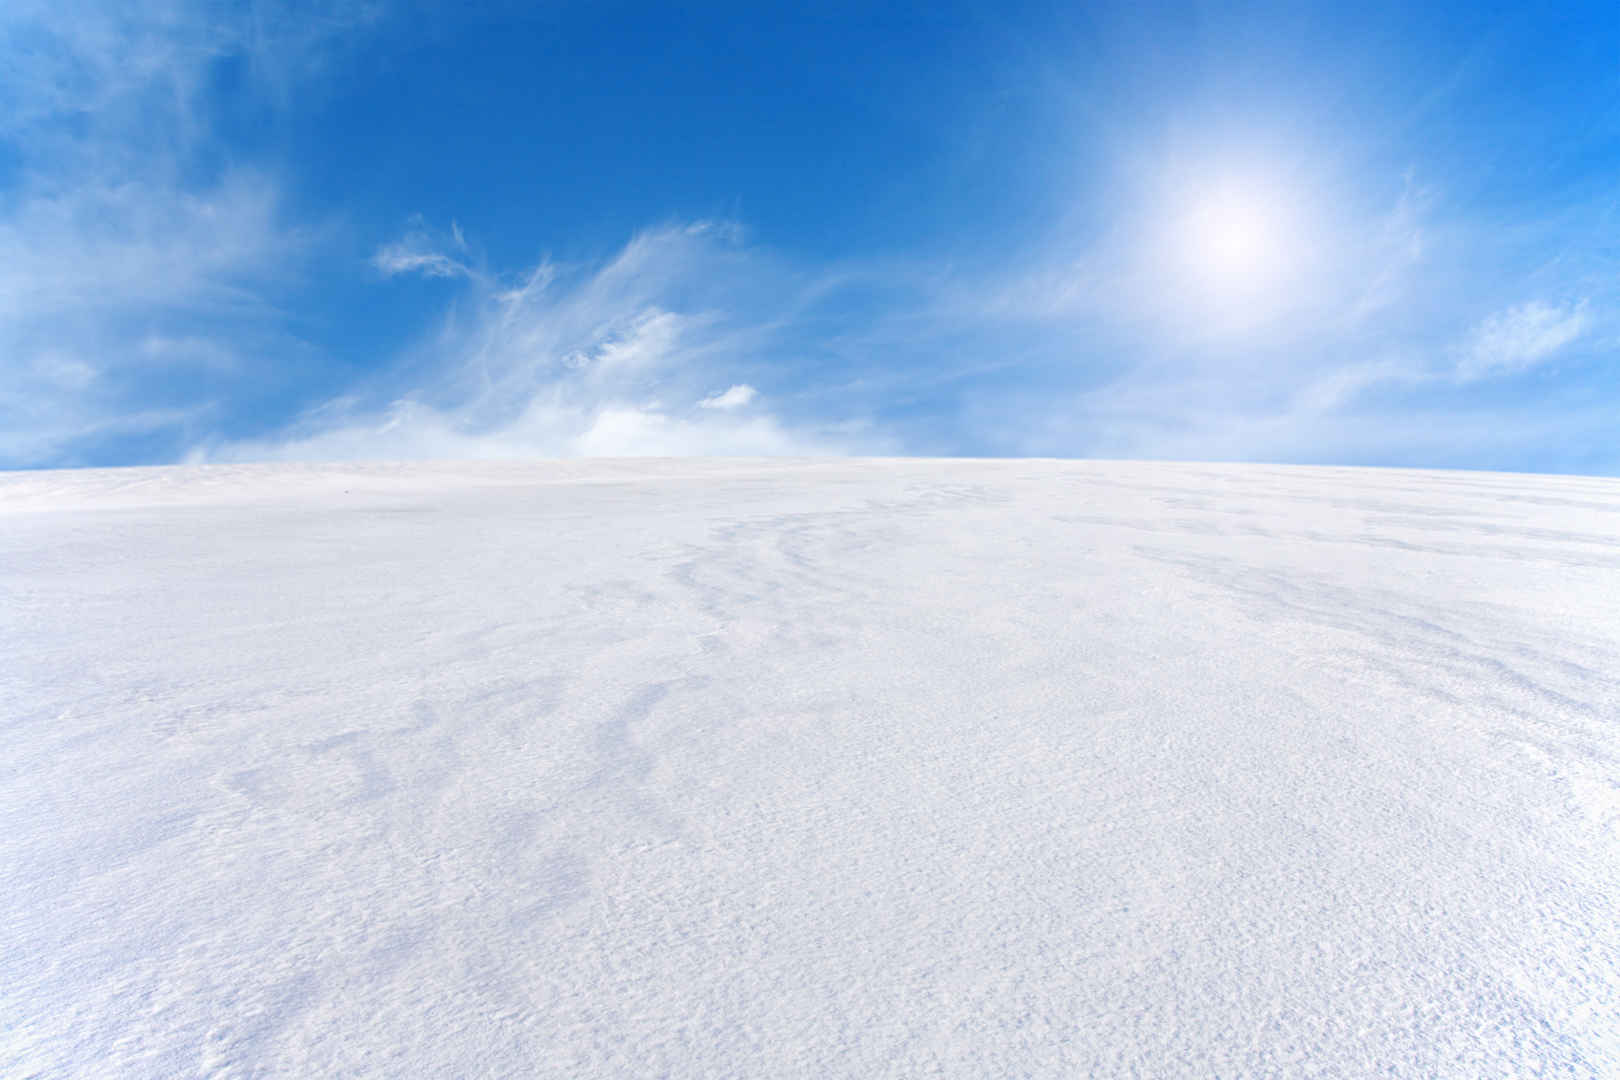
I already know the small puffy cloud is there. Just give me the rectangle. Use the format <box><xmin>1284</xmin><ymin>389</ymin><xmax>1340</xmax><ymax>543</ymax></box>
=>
<box><xmin>698</xmin><ymin>384</ymin><xmax>758</xmax><ymax>410</ymax></box>
<box><xmin>1457</xmin><ymin>300</ymin><xmax>1589</xmax><ymax>381</ymax></box>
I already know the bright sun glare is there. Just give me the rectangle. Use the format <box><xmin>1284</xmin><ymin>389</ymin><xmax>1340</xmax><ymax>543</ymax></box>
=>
<box><xmin>1186</xmin><ymin>192</ymin><xmax>1279</xmax><ymax>282</ymax></box>
<box><xmin>1147</xmin><ymin>161</ymin><xmax>1318</xmax><ymax>334</ymax></box>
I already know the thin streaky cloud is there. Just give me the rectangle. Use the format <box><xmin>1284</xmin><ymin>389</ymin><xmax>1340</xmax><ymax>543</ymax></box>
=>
<box><xmin>198</xmin><ymin>223</ymin><xmax>886</xmax><ymax>463</ymax></box>
<box><xmin>1456</xmin><ymin>300</ymin><xmax>1590</xmax><ymax>382</ymax></box>
<box><xmin>372</xmin><ymin>244</ymin><xmax>475</xmax><ymax>280</ymax></box>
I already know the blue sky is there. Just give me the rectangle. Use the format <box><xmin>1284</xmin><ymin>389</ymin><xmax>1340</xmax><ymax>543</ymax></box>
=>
<box><xmin>2</xmin><ymin>1</ymin><xmax>1616</xmax><ymax>472</ymax></box>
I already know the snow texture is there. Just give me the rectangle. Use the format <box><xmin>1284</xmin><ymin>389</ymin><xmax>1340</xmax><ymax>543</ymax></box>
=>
<box><xmin>4</xmin><ymin>458</ymin><xmax>1619</xmax><ymax>1077</ymax></box>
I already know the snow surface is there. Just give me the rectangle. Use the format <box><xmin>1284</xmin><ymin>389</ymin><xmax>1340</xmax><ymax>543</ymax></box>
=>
<box><xmin>4</xmin><ymin>458</ymin><xmax>1619</xmax><ymax>1077</ymax></box>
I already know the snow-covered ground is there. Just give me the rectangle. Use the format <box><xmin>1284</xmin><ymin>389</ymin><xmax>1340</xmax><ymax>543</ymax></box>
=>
<box><xmin>4</xmin><ymin>458</ymin><xmax>1618</xmax><ymax>1077</ymax></box>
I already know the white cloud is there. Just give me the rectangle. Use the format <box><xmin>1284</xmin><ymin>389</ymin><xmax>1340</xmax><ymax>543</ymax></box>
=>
<box><xmin>201</xmin><ymin>224</ymin><xmax>881</xmax><ymax>462</ymax></box>
<box><xmin>0</xmin><ymin>169</ymin><xmax>301</xmax><ymax>464</ymax></box>
<box><xmin>372</xmin><ymin>246</ymin><xmax>475</xmax><ymax>279</ymax></box>
<box><xmin>698</xmin><ymin>384</ymin><xmax>758</xmax><ymax>410</ymax></box>
<box><xmin>371</xmin><ymin>225</ymin><xmax>476</xmax><ymax>280</ymax></box>
<box><xmin>1457</xmin><ymin>300</ymin><xmax>1589</xmax><ymax>381</ymax></box>
<box><xmin>0</xmin><ymin>1</ymin><xmax>371</xmax><ymax>466</ymax></box>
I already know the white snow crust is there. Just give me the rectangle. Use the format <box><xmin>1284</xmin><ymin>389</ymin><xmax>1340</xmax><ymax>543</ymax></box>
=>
<box><xmin>4</xmin><ymin>458</ymin><xmax>1619</xmax><ymax>1077</ymax></box>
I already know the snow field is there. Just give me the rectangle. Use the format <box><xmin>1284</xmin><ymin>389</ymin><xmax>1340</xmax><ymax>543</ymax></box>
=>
<box><xmin>3</xmin><ymin>458</ymin><xmax>1618</xmax><ymax>1076</ymax></box>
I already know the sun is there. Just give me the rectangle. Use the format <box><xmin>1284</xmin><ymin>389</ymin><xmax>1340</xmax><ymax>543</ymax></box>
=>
<box><xmin>1177</xmin><ymin>184</ymin><xmax>1290</xmax><ymax>296</ymax></box>
<box><xmin>1187</xmin><ymin>193</ymin><xmax>1276</xmax><ymax>279</ymax></box>
<box><xmin>1133</xmin><ymin>156</ymin><xmax>1324</xmax><ymax>337</ymax></box>
<box><xmin>1117</xmin><ymin>131</ymin><xmax>1335</xmax><ymax>337</ymax></box>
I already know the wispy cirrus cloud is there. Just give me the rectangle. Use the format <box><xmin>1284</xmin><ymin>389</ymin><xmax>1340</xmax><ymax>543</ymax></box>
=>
<box><xmin>0</xmin><ymin>170</ymin><xmax>301</xmax><ymax>465</ymax></box>
<box><xmin>0</xmin><ymin>1</ymin><xmax>374</xmax><ymax>467</ymax></box>
<box><xmin>197</xmin><ymin>223</ymin><xmax>887</xmax><ymax>462</ymax></box>
<box><xmin>371</xmin><ymin>221</ymin><xmax>476</xmax><ymax>280</ymax></box>
<box><xmin>698</xmin><ymin>384</ymin><xmax>759</xmax><ymax>411</ymax></box>
<box><xmin>1455</xmin><ymin>300</ymin><xmax>1590</xmax><ymax>382</ymax></box>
